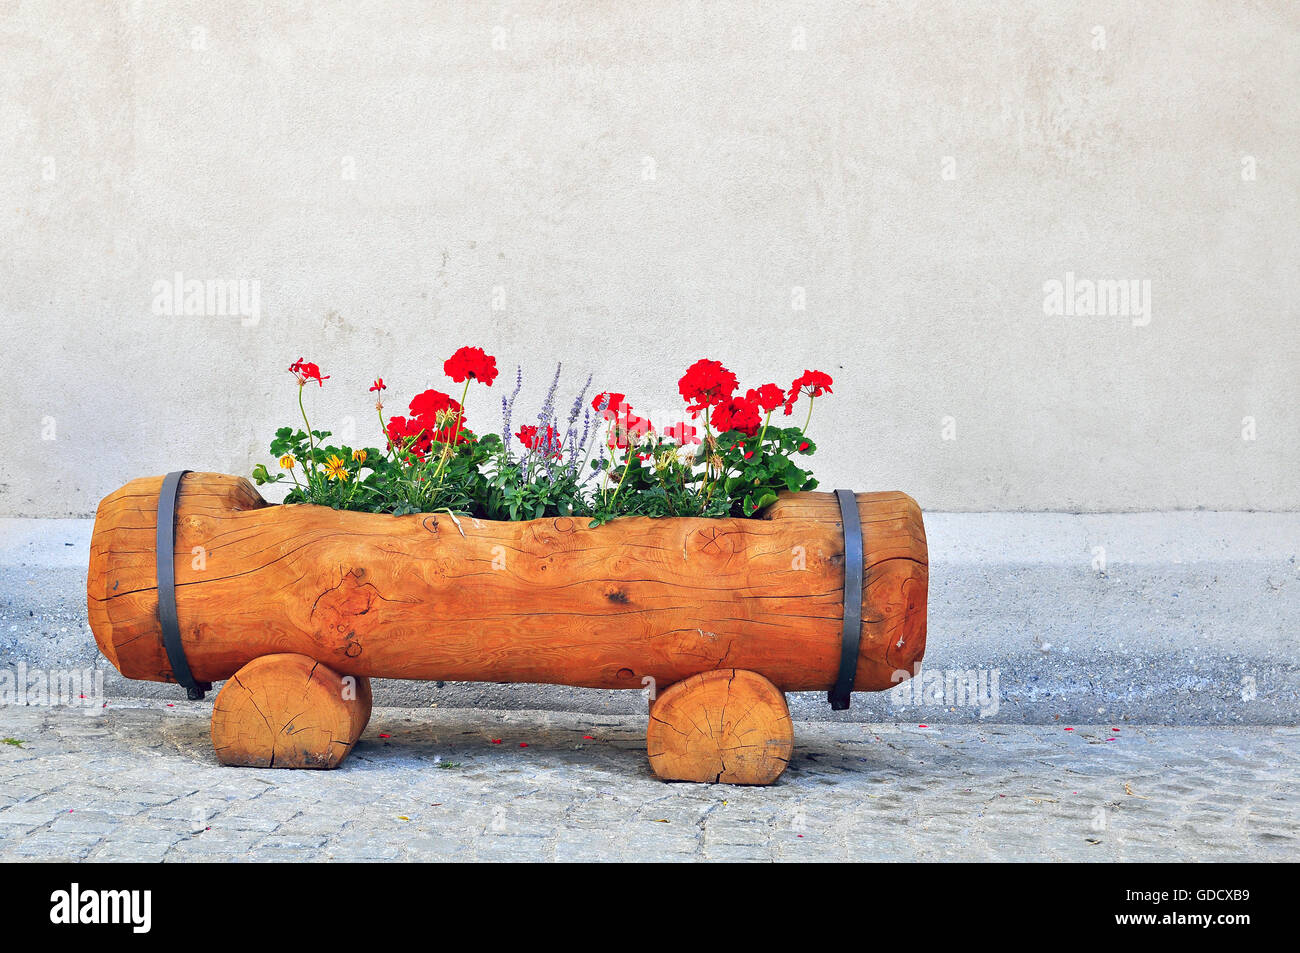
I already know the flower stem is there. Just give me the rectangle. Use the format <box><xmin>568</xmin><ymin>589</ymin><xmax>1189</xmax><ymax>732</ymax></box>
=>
<box><xmin>600</xmin><ymin>435</ymin><xmax>614</xmax><ymax>500</ymax></box>
<box><xmin>450</xmin><ymin>379</ymin><xmax>471</xmax><ymax>445</ymax></box>
<box><xmin>608</xmin><ymin>445</ymin><xmax>636</xmax><ymax>510</ymax></box>
<box><xmin>298</xmin><ymin>383</ymin><xmax>316</xmax><ymax>497</ymax></box>
<box><xmin>702</xmin><ymin>417</ymin><xmax>715</xmax><ymax>501</ymax></box>
<box><xmin>377</xmin><ymin>407</ymin><xmax>392</xmax><ymax>460</ymax></box>
<box><xmin>801</xmin><ymin>395</ymin><xmax>814</xmax><ymax>437</ymax></box>
<box><xmin>432</xmin><ymin>379</ymin><xmax>473</xmax><ymax>482</ymax></box>
<box><xmin>433</xmin><ymin>378</ymin><xmax>473</xmax><ymax>483</ymax></box>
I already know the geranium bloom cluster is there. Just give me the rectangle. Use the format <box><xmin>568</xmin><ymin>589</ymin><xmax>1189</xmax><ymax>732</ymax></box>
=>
<box><xmin>255</xmin><ymin>347</ymin><xmax>831</xmax><ymax>520</ymax></box>
<box><xmin>385</xmin><ymin>390</ymin><xmax>470</xmax><ymax>459</ymax></box>
<box><xmin>677</xmin><ymin>358</ymin><xmax>834</xmax><ymax>437</ymax></box>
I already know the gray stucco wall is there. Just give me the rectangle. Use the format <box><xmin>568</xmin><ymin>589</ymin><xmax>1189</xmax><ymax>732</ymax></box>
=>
<box><xmin>3</xmin><ymin>1</ymin><xmax>1297</xmax><ymax>516</ymax></box>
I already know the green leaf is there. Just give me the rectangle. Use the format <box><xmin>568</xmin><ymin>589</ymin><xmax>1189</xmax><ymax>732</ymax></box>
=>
<box><xmin>250</xmin><ymin>463</ymin><xmax>284</xmax><ymax>486</ymax></box>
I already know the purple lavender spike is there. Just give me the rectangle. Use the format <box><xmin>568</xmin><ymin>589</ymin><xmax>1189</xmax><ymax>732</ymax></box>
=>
<box><xmin>502</xmin><ymin>364</ymin><xmax>523</xmax><ymax>453</ymax></box>
<box><xmin>568</xmin><ymin>373</ymin><xmax>592</xmax><ymax>426</ymax></box>
<box><xmin>538</xmin><ymin>363</ymin><xmax>561</xmax><ymax>426</ymax></box>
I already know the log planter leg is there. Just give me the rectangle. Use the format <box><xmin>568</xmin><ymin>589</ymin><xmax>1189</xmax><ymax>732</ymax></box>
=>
<box><xmin>210</xmin><ymin>653</ymin><xmax>372</xmax><ymax>769</ymax></box>
<box><xmin>646</xmin><ymin>669</ymin><xmax>794</xmax><ymax>785</ymax></box>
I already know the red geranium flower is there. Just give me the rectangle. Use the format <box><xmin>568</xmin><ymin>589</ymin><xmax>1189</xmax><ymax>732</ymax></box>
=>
<box><xmin>678</xmin><ymin>359</ymin><xmax>738</xmax><ymax>417</ymax></box>
<box><xmin>387</xmin><ymin>411</ymin><xmax>473</xmax><ymax>459</ymax></box>
<box><xmin>516</xmin><ymin>424</ymin><xmax>563</xmax><ymax>458</ymax></box>
<box><xmin>592</xmin><ymin>392</ymin><xmax>627</xmax><ymax>418</ymax></box>
<box><xmin>710</xmin><ymin>394</ymin><xmax>762</xmax><ymax>436</ymax></box>
<box><xmin>408</xmin><ymin>389</ymin><xmax>464</xmax><ymax>422</ymax></box>
<box><xmin>746</xmin><ymin>383</ymin><xmax>785</xmax><ymax>414</ymax></box>
<box><xmin>444</xmin><ymin>346</ymin><xmax>498</xmax><ymax>386</ymax></box>
<box><xmin>369</xmin><ymin>378</ymin><xmax>386</xmax><ymax>392</ymax></box>
<box><xmin>594</xmin><ymin>394</ymin><xmax>653</xmax><ymax>449</ymax></box>
<box><xmin>662</xmin><ymin>421</ymin><xmax>700</xmax><ymax>445</ymax></box>
<box><xmin>385</xmin><ymin>415</ymin><xmax>432</xmax><ymax>459</ymax></box>
<box><xmin>783</xmin><ymin>369</ymin><xmax>834</xmax><ymax>414</ymax></box>
<box><xmin>606</xmin><ymin>407</ymin><xmax>654</xmax><ymax>449</ymax></box>
<box><xmin>288</xmin><ymin>358</ymin><xmax>329</xmax><ymax>387</ymax></box>
<box><xmin>795</xmin><ymin>370</ymin><xmax>833</xmax><ymax>397</ymax></box>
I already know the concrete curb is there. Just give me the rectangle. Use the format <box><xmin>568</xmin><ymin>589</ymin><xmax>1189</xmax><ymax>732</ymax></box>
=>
<box><xmin>2</xmin><ymin>514</ymin><xmax>1297</xmax><ymax>725</ymax></box>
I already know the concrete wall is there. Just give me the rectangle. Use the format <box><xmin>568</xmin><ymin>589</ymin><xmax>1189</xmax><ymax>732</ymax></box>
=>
<box><xmin>2</xmin><ymin>1</ymin><xmax>1297</xmax><ymax>516</ymax></box>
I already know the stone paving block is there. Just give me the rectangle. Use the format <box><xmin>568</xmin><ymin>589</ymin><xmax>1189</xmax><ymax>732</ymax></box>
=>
<box><xmin>6</xmin><ymin>830</ymin><xmax>103</xmax><ymax>860</ymax></box>
<box><xmin>0</xmin><ymin>805</ymin><xmax>62</xmax><ymax>827</ymax></box>
<box><xmin>47</xmin><ymin>810</ymin><xmax>120</xmax><ymax>835</ymax></box>
<box><xmin>324</xmin><ymin>840</ymin><xmax>405</xmax><ymax>861</ymax></box>
<box><xmin>89</xmin><ymin>840</ymin><xmax>174</xmax><ymax>862</ymax></box>
<box><xmin>471</xmin><ymin>834</ymin><xmax>552</xmax><ymax>861</ymax></box>
<box><xmin>256</xmin><ymin>831</ymin><xmax>329</xmax><ymax>850</ymax></box>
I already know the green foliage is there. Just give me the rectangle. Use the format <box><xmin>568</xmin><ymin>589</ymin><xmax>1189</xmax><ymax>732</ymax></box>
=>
<box><xmin>480</xmin><ymin>454</ymin><xmax>590</xmax><ymax>521</ymax></box>
<box><xmin>587</xmin><ymin>423</ymin><xmax>817</xmax><ymax>523</ymax></box>
<box><xmin>254</xmin><ymin>366</ymin><xmax>826</xmax><ymax>524</ymax></box>
<box><xmin>255</xmin><ymin>421</ymin><xmax>819</xmax><ymax>523</ymax></box>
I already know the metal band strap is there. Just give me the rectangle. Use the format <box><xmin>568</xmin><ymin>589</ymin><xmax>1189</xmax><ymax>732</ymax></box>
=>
<box><xmin>828</xmin><ymin>488</ymin><xmax>864</xmax><ymax>711</ymax></box>
<box><xmin>156</xmin><ymin>470</ymin><xmax>210</xmax><ymax>700</ymax></box>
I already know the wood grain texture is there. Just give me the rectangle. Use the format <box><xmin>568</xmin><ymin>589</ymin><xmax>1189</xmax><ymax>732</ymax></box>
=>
<box><xmin>87</xmin><ymin>472</ymin><xmax>928</xmax><ymax>695</ymax></box>
<box><xmin>646</xmin><ymin>669</ymin><xmax>793</xmax><ymax>784</ymax></box>
<box><xmin>210</xmin><ymin>653</ymin><xmax>372</xmax><ymax>769</ymax></box>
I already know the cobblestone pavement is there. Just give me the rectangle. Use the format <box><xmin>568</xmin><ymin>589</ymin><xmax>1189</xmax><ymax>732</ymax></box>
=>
<box><xmin>0</xmin><ymin>700</ymin><xmax>1295</xmax><ymax>862</ymax></box>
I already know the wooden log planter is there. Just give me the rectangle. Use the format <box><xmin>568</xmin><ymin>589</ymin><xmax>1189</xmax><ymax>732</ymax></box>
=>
<box><xmin>87</xmin><ymin>471</ymin><xmax>928</xmax><ymax>784</ymax></box>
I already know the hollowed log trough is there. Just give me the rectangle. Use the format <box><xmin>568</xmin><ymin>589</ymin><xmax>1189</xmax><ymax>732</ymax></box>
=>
<box><xmin>87</xmin><ymin>472</ymin><xmax>928</xmax><ymax>784</ymax></box>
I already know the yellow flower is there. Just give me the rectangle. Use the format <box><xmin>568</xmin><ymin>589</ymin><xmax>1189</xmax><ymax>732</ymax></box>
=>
<box><xmin>279</xmin><ymin>454</ymin><xmax>295</xmax><ymax>470</ymax></box>
<box><xmin>351</xmin><ymin>448</ymin><xmax>367</xmax><ymax>465</ymax></box>
<box><xmin>322</xmin><ymin>454</ymin><xmax>349</xmax><ymax>482</ymax></box>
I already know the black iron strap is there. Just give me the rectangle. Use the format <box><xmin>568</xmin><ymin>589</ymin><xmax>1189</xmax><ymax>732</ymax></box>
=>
<box><xmin>828</xmin><ymin>488</ymin><xmax>864</xmax><ymax>711</ymax></box>
<box><xmin>156</xmin><ymin>470</ymin><xmax>210</xmax><ymax>700</ymax></box>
